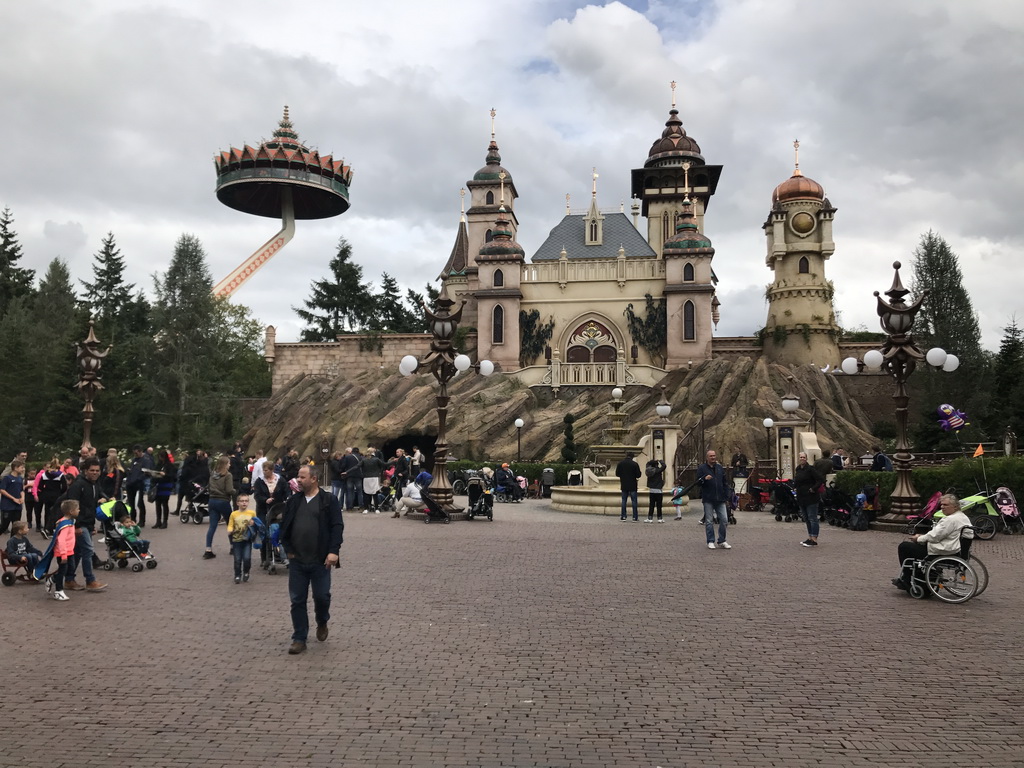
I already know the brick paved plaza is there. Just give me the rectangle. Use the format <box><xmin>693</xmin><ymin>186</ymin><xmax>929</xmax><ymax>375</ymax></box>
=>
<box><xmin>3</xmin><ymin>498</ymin><xmax>1023</xmax><ymax>767</ymax></box>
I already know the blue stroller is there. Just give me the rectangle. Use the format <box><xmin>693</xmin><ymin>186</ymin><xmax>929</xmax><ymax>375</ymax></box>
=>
<box><xmin>260</xmin><ymin>502</ymin><xmax>288</xmax><ymax>575</ymax></box>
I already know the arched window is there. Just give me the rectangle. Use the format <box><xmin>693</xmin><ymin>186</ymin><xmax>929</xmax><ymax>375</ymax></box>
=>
<box><xmin>683</xmin><ymin>301</ymin><xmax>695</xmax><ymax>341</ymax></box>
<box><xmin>662</xmin><ymin>211</ymin><xmax>670</xmax><ymax>241</ymax></box>
<box><xmin>799</xmin><ymin>256</ymin><xmax>810</xmax><ymax>274</ymax></box>
<box><xmin>485</xmin><ymin>229</ymin><xmax>494</xmax><ymax>243</ymax></box>
<box><xmin>492</xmin><ymin>305</ymin><xmax>504</xmax><ymax>344</ymax></box>
<box><xmin>589</xmin><ymin>220</ymin><xmax>598</xmax><ymax>241</ymax></box>
<box><xmin>493</xmin><ymin>268</ymin><xmax>504</xmax><ymax>287</ymax></box>
<box><xmin>486</xmin><ymin>191</ymin><xmax>494</xmax><ymax>205</ymax></box>
<box><xmin>683</xmin><ymin>263</ymin><xmax>695</xmax><ymax>282</ymax></box>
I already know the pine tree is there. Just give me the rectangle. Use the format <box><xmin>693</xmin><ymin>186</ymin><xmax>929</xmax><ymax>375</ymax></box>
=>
<box><xmin>0</xmin><ymin>207</ymin><xmax>35</xmax><ymax>317</ymax></box>
<box><xmin>0</xmin><ymin>297</ymin><xmax>35</xmax><ymax>453</ymax></box>
<box><xmin>294</xmin><ymin>237</ymin><xmax>373</xmax><ymax>341</ymax></box>
<box><xmin>909</xmin><ymin>231</ymin><xmax>988</xmax><ymax>450</ymax></box>
<box><xmin>30</xmin><ymin>259</ymin><xmax>85</xmax><ymax>445</ymax></box>
<box><xmin>152</xmin><ymin>234</ymin><xmax>218</xmax><ymax>443</ymax></box>
<box><xmin>81</xmin><ymin>232</ymin><xmax>135</xmax><ymax>342</ymax></box>
<box><xmin>988</xmin><ymin>319</ymin><xmax>1024</xmax><ymax>437</ymax></box>
<box><xmin>368</xmin><ymin>272</ymin><xmax>420</xmax><ymax>333</ymax></box>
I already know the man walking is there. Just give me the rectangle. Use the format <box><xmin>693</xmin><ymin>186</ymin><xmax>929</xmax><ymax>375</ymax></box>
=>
<box><xmin>280</xmin><ymin>465</ymin><xmax>344</xmax><ymax>655</ymax></box>
<box><xmin>616</xmin><ymin>452</ymin><xmax>642</xmax><ymax>522</ymax></box>
<box><xmin>697</xmin><ymin>450</ymin><xmax>731</xmax><ymax>549</ymax></box>
<box><xmin>124</xmin><ymin>445</ymin><xmax>154</xmax><ymax>527</ymax></box>
<box><xmin>339</xmin><ymin>447</ymin><xmax>363</xmax><ymax>511</ymax></box>
<box><xmin>64</xmin><ymin>458</ymin><xmax>108</xmax><ymax>592</ymax></box>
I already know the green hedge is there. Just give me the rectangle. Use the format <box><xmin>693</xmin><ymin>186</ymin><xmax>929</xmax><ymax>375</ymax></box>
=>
<box><xmin>444</xmin><ymin>460</ymin><xmax>583</xmax><ymax>485</ymax></box>
<box><xmin>831</xmin><ymin>456</ymin><xmax>1024</xmax><ymax>512</ymax></box>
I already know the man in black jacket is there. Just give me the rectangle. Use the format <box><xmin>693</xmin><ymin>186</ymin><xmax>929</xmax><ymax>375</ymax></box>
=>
<box><xmin>124</xmin><ymin>445</ymin><xmax>154</xmax><ymax>527</ymax></box>
<box><xmin>280</xmin><ymin>465</ymin><xmax>344</xmax><ymax>655</ymax></box>
<box><xmin>64</xmin><ymin>458</ymin><xmax>108</xmax><ymax>592</ymax></box>
<box><xmin>697</xmin><ymin>450</ymin><xmax>731</xmax><ymax>549</ymax></box>
<box><xmin>616</xmin><ymin>452</ymin><xmax>642</xmax><ymax>522</ymax></box>
<box><xmin>338</xmin><ymin>448</ymin><xmax>363</xmax><ymax>511</ymax></box>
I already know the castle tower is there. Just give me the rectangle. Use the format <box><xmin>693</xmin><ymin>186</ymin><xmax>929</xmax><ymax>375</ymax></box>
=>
<box><xmin>630</xmin><ymin>83</ymin><xmax>722</xmax><ymax>257</ymax></box>
<box><xmin>474</xmin><ymin>177</ymin><xmax>525</xmax><ymax>371</ymax></box>
<box><xmin>762</xmin><ymin>141</ymin><xmax>840</xmax><ymax>366</ymax></box>
<box><xmin>438</xmin><ymin>189</ymin><xmax>474</xmax><ymax>326</ymax></box>
<box><xmin>465</xmin><ymin>110</ymin><xmax>519</xmax><ymax>271</ymax></box>
<box><xmin>663</xmin><ymin>198</ymin><xmax>717</xmax><ymax>365</ymax></box>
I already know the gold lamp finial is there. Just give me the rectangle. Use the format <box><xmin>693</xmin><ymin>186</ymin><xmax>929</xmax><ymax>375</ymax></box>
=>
<box><xmin>793</xmin><ymin>138</ymin><xmax>802</xmax><ymax>176</ymax></box>
<box><xmin>670</xmin><ymin>80</ymin><xmax>677</xmax><ymax>108</ymax></box>
<box><xmin>499</xmin><ymin>171</ymin><xmax>506</xmax><ymax>206</ymax></box>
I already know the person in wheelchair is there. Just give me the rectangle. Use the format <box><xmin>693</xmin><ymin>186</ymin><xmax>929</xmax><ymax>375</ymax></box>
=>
<box><xmin>494</xmin><ymin>464</ymin><xmax>523</xmax><ymax>501</ymax></box>
<box><xmin>892</xmin><ymin>494</ymin><xmax>971</xmax><ymax>591</ymax></box>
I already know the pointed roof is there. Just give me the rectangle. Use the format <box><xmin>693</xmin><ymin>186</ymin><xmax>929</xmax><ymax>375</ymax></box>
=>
<box><xmin>439</xmin><ymin>218</ymin><xmax>470</xmax><ymax>279</ymax></box>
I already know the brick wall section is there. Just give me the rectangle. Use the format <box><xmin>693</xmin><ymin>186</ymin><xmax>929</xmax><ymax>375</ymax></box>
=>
<box><xmin>269</xmin><ymin>333</ymin><xmax>479</xmax><ymax>392</ymax></box>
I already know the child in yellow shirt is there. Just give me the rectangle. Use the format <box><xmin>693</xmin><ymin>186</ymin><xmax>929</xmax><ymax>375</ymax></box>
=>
<box><xmin>227</xmin><ymin>493</ymin><xmax>256</xmax><ymax>584</ymax></box>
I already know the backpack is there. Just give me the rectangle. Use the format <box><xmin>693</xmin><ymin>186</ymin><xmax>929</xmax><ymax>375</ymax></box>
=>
<box><xmin>848</xmin><ymin>505</ymin><xmax>869</xmax><ymax>531</ymax></box>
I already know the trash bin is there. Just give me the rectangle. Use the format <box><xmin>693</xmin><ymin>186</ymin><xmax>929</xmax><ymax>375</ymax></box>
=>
<box><xmin>567</xmin><ymin>469</ymin><xmax>583</xmax><ymax>486</ymax></box>
<box><xmin>541</xmin><ymin>467</ymin><xmax>556</xmax><ymax>498</ymax></box>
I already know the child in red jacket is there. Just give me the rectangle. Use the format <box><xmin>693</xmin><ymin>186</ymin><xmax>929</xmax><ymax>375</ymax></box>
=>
<box><xmin>48</xmin><ymin>500</ymin><xmax>79</xmax><ymax>601</ymax></box>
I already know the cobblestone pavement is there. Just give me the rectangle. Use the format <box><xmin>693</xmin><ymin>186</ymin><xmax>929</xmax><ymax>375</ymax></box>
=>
<box><xmin>3</xmin><ymin>498</ymin><xmax>1023</xmax><ymax>768</ymax></box>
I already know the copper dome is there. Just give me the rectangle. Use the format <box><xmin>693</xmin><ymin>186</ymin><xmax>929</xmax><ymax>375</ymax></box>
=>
<box><xmin>772</xmin><ymin>172</ymin><xmax>824</xmax><ymax>204</ymax></box>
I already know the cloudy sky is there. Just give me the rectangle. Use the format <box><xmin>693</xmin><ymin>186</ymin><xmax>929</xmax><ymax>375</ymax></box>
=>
<box><xmin>3</xmin><ymin>0</ymin><xmax>1021</xmax><ymax>348</ymax></box>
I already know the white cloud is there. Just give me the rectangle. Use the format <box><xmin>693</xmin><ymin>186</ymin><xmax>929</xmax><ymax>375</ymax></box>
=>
<box><xmin>2</xmin><ymin>0</ymin><xmax>1021</xmax><ymax>351</ymax></box>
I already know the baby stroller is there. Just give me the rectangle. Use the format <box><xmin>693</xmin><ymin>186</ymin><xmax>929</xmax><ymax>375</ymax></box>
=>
<box><xmin>822</xmin><ymin>483</ymin><xmax>857</xmax><ymax>528</ymax></box>
<box><xmin>726</xmin><ymin>490</ymin><xmax>739</xmax><ymax>525</ymax></box>
<box><xmin>375</xmin><ymin>484</ymin><xmax>397</xmax><ymax>513</ymax></box>
<box><xmin>180</xmin><ymin>483</ymin><xmax>210</xmax><ymax>525</ymax></box>
<box><xmin>98</xmin><ymin>501</ymin><xmax>157</xmax><ymax>573</ymax></box>
<box><xmin>261</xmin><ymin>502</ymin><xmax>288</xmax><ymax>575</ymax></box>
<box><xmin>770</xmin><ymin>480</ymin><xmax>800</xmax><ymax>522</ymax></box>
<box><xmin>904</xmin><ymin>491</ymin><xmax>943</xmax><ymax>534</ymax></box>
<box><xmin>994</xmin><ymin>487</ymin><xmax>1023</xmax><ymax>534</ymax></box>
<box><xmin>420</xmin><ymin>487</ymin><xmax>450</xmax><ymax>524</ymax></box>
<box><xmin>466</xmin><ymin>476</ymin><xmax>494</xmax><ymax>521</ymax></box>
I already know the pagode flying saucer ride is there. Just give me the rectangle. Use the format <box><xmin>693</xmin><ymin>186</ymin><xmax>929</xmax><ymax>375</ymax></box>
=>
<box><xmin>212</xmin><ymin>107</ymin><xmax>352</xmax><ymax>296</ymax></box>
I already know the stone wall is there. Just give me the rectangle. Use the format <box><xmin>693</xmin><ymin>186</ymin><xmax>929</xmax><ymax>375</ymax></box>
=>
<box><xmin>270</xmin><ymin>334</ymin><xmax>431</xmax><ymax>392</ymax></box>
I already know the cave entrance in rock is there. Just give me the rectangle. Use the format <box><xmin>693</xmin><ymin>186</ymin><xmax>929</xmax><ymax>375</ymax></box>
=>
<box><xmin>380</xmin><ymin>433</ymin><xmax>437</xmax><ymax>468</ymax></box>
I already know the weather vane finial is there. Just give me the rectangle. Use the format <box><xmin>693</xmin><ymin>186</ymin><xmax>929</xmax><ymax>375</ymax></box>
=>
<box><xmin>592</xmin><ymin>167</ymin><xmax>599</xmax><ymax>198</ymax></box>
<box><xmin>670</xmin><ymin>80</ymin><xmax>677</xmax><ymax>108</ymax></box>
<box><xmin>459</xmin><ymin>187</ymin><xmax>466</xmax><ymax>222</ymax></box>
<box><xmin>793</xmin><ymin>138</ymin><xmax>801</xmax><ymax>176</ymax></box>
<box><xmin>490</xmin><ymin>108</ymin><xmax>496</xmax><ymax>141</ymax></box>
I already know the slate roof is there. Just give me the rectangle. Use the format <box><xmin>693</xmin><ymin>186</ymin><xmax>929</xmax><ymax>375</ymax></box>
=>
<box><xmin>531</xmin><ymin>212</ymin><xmax>657</xmax><ymax>261</ymax></box>
<box><xmin>438</xmin><ymin>219</ymin><xmax>469</xmax><ymax>279</ymax></box>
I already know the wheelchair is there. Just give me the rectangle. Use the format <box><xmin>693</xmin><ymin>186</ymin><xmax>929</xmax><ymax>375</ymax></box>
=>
<box><xmin>900</xmin><ymin>528</ymin><xmax>987</xmax><ymax>603</ymax></box>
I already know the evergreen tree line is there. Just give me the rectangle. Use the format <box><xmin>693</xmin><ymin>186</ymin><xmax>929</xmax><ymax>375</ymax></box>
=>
<box><xmin>0</xmin><ymin>207</ymin><xmax>269</xmax><ymax>457</ymax></box>
<box><xmin>294</xmin><ymin>236</ymin><xmax>438</xmax><ymax>341</ymax></box>
<box><xmin>905</xmin><ymin>231</ymin><xmax>1019</xmax><ymax>451</ymax></box>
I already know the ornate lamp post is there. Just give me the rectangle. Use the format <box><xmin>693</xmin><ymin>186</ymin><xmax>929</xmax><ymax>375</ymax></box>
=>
<box><xmin>514</xmin><ymin>418</ymin><xmax>525</xmax><ymax>462</ymax></box>
<box><xmin>840</xmin><ymin>261</ymin><xmax>959</xmax><ymax>525</ymax></box>
<box><xmin>762</xmin><ymin>418</ymin><xmax>774</xmax><ymax>465</ymax></box>
<box><xmin>399</xmin><ymin>285</ymin><xmax>493</xmax><ymax>512</ymax></box>
<box><xmin>75</xmin><ymin>319</ymin><xmax>110</xmax><ymax>451</ymax></box>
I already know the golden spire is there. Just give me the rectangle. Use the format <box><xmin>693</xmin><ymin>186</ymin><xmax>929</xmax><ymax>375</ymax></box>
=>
<box><xmin>565</xmin><ymin>193</ymin><xmax>571</xmax><ymax>215</ymax></box>
<box><xmin>793</xmin><ymin>138</ymin><xmax>802</xmax><ymax>177</ymax></box>
<box><xmin>498</xmin><ymin>171</ymin><xmax>506</xmax><ymax>206</ymax></box>
<box><xmin>592</xmin><ymin>167</ymin><xmax>599</xmax><ymax>199</ymax></box>
<box><xmin>490</xmin><ymin>108</ymin><xmax>496</xmax><ymax>141</ymax></box>
<box><xmin>670</xmin><ymin>80</ymin><xmax>677</xmax><ymax>108</ymax></box>
<box><xmin>459</xmin><ymin>187</ymin><xmax>466</xmax><ymax>222</ymax></box>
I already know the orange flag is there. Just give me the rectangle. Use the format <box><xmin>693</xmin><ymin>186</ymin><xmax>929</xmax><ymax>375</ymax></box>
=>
<box><xmin>973</xmin><ymin>444</ymin><xmax>984</xmax><ymax>458</ymax></box>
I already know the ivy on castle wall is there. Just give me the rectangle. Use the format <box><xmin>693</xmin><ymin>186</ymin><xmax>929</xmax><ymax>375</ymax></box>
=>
<box><xmin>519</xmin><ymin>310</ymin><xmax>554</xmax><ymax>367</ymax></box>
<box><xmin>624</xmin><ymin>293</ymin><xmax>667</xmax><ymax>367</ymax></box>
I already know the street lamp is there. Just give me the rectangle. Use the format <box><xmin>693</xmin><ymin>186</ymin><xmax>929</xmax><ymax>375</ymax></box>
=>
<box><xmin>762</xmin><ymin>417</ymin><xmax>774</xmax><ymax>464</ymax></box>
<box><xmin>655</xmin><ymin>387</ymin><xmax>672</xmax><ymax>419</ymax></box>
<box><xmin>839</xmin><ymin>261</ymin><xmax>959</xmax><ymax>524</ymax></box>
<box><xmin>399</xmin><ymin>285</ymin><xmax>494</xmax><ymax>512</ymax></box>
<box><xmin>514</xmin><ymin>418</ymin><xmax>524</xmax><ymax>461</ymax></box>
<box><xmin>75</xmin><ymin>318</ymin><xmax>111</xmax><ymax>451</ymax></box>
<box><xmin>781</xmin><ymin>391</ymin><xmax>800</xmax><ymax>414</ymax></box>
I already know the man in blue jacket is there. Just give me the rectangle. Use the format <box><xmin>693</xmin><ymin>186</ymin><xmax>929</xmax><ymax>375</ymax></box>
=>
<box><xmin>697</xmin><ymin>449</ymin><xmax>732</xmax><ymax>549</ymax></box>
<box><xmin>280</xmin><ymin>465</ymin><xmax>344</xmax><ymax>655</ymax></box>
